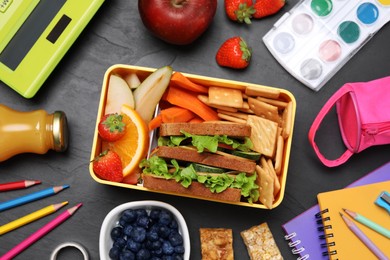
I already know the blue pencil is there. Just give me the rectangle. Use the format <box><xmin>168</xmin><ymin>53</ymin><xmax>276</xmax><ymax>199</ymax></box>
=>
<box><xmin>0</xmin><ymin>185</ymin><xmax>69</xmax><ymax>212</ymax></box>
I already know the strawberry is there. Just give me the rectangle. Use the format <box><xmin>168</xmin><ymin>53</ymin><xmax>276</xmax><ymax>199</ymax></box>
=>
<box><xmin>98</xmin><ymin>113</ymin><xmax>126</xmax><ymax>142</ymax></box>
<box><xmin>225</xmin><ymin>0</ymin><xmax>256</xmax><ymax>24</ymax></box>
<box><xmin>92</xmin><ymin>150</ymin><xmax>123</xmax><ymax>182</ymax></box>
<box><xmin>216</xmin><ymin>36</ymin><xmax>252</xmax><ymax>69</ymax></box>
<box><xmin>253</xmin><ymin>0</ymin><xmax>285</xmax><ymax>18</ymax></box>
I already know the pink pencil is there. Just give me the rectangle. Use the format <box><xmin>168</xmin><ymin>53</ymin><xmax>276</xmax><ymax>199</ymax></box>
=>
<box><xmin>0</xmin><ymin>180</ymin><xmax>41</xmax><ymax>192</ymax></box>
<box><xmin>0</xmin><ymin>203</ymin><xmax>82</xmax><ymax>260</ymax></box>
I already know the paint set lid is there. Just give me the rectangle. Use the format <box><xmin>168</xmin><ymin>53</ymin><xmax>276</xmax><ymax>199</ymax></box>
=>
<box><xmin>263</xmin><ymin>0</ymin><xmax>390</xmax><ymax>91</ymax></box>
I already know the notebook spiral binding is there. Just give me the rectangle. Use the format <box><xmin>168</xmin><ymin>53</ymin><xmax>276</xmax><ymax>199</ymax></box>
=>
<box><xmin>315</xmin><ymin>208</ymin><xmax>338</xmax><ymax>257</ymax></box>
<box><xmin>284</xmin><ymin>232</ymin><xmax>309</xmax><ymax>260</ymax></box>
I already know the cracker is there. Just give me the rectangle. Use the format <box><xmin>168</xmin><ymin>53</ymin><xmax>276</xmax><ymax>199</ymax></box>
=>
<box><xmin>218</xmin><ymin>113</ymin><xmax>247</xmax><ymax>124</ymax></box>
<box><xmin>198</xmin><ymin>95</ymin><xmax>238</xmax><ymax>112</ymax></box>
<box><xmin>245</xmin><ymin>85</ymin><xmax>280</xmax><ymax>99</ymax></box>
<box><xmin>247</xmin><ymin>115</ymin><xmax>278</xmax><ymax>158</ymax></box>
<box><xmin>217</xmin><ymin>110</ymin><xmax>249</xmax><ymax>121</ymax></box>
<box><xmin>200</xmin><ymin>228</ymin><xmax>234</xmax><ymax>260</ymax></box>
<box><xmin>274</xmin><ymin>135</ymin><xmax>284</xmax><ymax>175</ymax></box>
<box><xmin>242</xmin><ymin>101</ymin><xmax>250</xmax><ymax>110</ymax></box>
<box><xmin>281</xmin><ymin>101</ymin><xmax>293</xmax><ymax>139</ymax></box>
<box><xmin>240</xmin><ymin>222</ymin><xmax>284</xmax><ymax>260</ymax></box>
<box><xmin>256</xmin><ymin>96</ymin><xmax>288</xmax><ymax>109</ymax></box>
<box><xmin>255</xmin><ymin>165</ymin><xmax>274</xmax><ymax>209</ymax></box>
<box><xmin>261</xmin><ymin>157</ymin><xmax>280</xmax><ymax>197</ymax></box>
<box><xmin>237</xmin><ymin>107</ymin><xmax>254</xmax><ymax>114</ymax></box>
<box><xmin>209</xmin><ymin>86</ymin><xmax>243</xmax><ymax>108</ymax></box>
<box><xmin>248</xmin><ymin>97</ymin><xmax>279</xmax><ymax>123</ymax></box>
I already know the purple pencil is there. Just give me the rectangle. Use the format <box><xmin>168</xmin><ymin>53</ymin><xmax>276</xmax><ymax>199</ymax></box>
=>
<box><xmin>0</xmin><ymin>203</ymin><xmax>82</xmax><ymax>260</ymax></box>
<box><xmin>339</xmin><ymin>212</ymin><xmax>388</xmax><ymax>259</ymax></box>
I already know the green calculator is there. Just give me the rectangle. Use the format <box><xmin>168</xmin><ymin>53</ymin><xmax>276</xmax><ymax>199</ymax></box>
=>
<box><xmin>0</xmin><ymin>0</ymin><xmax>105</xmax><ymax>98</ymax></box>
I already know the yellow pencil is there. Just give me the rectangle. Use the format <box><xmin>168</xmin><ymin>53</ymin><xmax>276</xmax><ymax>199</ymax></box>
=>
<box><xmin>0</xmin><ymin>201</ymin><xmax>68</xmax><ymax>235</ymax></box>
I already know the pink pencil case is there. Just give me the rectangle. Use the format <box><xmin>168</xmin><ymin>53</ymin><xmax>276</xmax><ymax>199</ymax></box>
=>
<box><xmin>309</xmin><ymin>76</ymin><xmax>390</xmax><ymax>167</ymax></box>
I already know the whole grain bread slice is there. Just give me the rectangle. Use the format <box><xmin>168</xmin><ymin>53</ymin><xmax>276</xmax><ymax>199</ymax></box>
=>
<box><xmin>159</xmin><ymin>122</ymin><xmax>251</xmax><ymax>137</ymax></box>
<box><xmin>153</xmin><ymin>146</ymin><xmax>256</xmax><ymax>173</ymax></box>
<box><xmin>142</xmin><ymin>174</ymin><xmax>242</xmax><ymax>202</ymax></box>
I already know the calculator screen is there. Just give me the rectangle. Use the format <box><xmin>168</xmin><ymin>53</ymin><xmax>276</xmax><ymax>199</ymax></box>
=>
<box><xmin>0</xmin><ymin>0</ymin><xmax>67</xmax><ymax>71</ymax></box>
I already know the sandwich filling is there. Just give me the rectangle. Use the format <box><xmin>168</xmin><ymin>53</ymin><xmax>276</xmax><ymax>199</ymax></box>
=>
<box><xmin>140</xmin><ymin>131</ymin><xmax>260</xmax><ymax>203</ymax></box>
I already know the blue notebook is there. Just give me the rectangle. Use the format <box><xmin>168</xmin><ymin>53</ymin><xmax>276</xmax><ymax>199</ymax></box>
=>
<box><xmin>282</xmin><ymin>161</ymin><xmax>390</xmax><ymax>260</ymax></box>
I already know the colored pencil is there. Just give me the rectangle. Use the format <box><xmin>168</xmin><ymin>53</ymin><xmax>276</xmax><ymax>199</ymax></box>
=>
<box><xmin>339</xmin><ymin>212</ymin><xmax>388</xmax><ymax>259</ymax></box>
<box><xmin>343</xmin><ymin>208</ymin><xmax>390</xmax><ymax>239</ymax></box>
<box><xmin>0</xmin><ymin>180</ymin><xmax>41</xmax><ymax>192</ymax></box>
<box><xmin>0</xmin><ymin>201</ymin><xmax>68</xmax><ymax>235</ymax></box>
<box><xmin>0</xmin><ymin>185</ymin><xmax>69</xmax><ymax>212</ymax></box>
<box><xmin>0</xmin><ymin>203</ymin><xmax>82</xmax><ymax>260</ymax></box>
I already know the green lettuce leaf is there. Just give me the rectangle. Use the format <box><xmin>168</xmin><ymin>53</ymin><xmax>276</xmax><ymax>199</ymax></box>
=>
<box><xmin>232</xmin><ymin>173</ymin><xmax>259</xmax><ymax>204</ymax></box>
<box><xmin>157</xmin><ymin>132</ymin><xmax>253</xmax><ymax>153</ymax></box>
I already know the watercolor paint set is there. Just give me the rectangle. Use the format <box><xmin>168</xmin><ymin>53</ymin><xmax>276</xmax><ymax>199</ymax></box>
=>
<box><xmin>263</xmin><ymin>0</ymin><xmax>390</xmax><ymax>91</ymax></box>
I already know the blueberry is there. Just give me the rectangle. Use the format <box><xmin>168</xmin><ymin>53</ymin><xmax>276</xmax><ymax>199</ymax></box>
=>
<box><xmin>109</xmin><ymin>246</ymin><xmax>121</xmax><ymax>259</ymax></box>
<box><xmin>123</xmin><ymin>224</ymin><xmax>133</xmax><ymax>236</ymax></box>
<box><xmin>174</xmin><ymin>245</ymin><xmax>185</xmax><ymax>254</ymax></box>
<box><xmin>150</xmin><ymin>257</ymin><xmax>162</xmax><ymax>260</ymax></box>
<box><xmin>162</xmin><ymin>241</ymin><xmax>174</xmax><ymax>255</ymax></box>
<box><xmin>136</xmin><ymin>215</ymin><xmax>150</xmax><ymax>228</ymax></box>
<box><xmin>150</xmin><ymin>209</ymin><xmax>161</xmax><ymax>220</ymax></box>
<box><xmin>159</xmin><ymin>210</ymin><xmax>172</xmax><ymax>226</ymax></box>
<box><xmin>136</xmin><ymin>248</ymin><xmax>151</xmax><ymax>260</ymax></box>
<box><xmin>162</xmin><ymin>256</ymin><xmax>174</xmax><ymax>260</ymax></box>
<box><xmin>150</xmin><ymin>240</ymin><xmax>162</xmax><ymax>250</ymax></box>
<box><xmin>111</xmin><ymin>226</ymin><xmax>123</xmax><ymax>240</ymax></box>
<box><xmin>130</xmin><ymin>226</ymin><xmax>146</xmax><ymax>243</ymax></box>
<box><xmin>158</xmin><ymin>225</ymin><xmax>171</xmax><ymax>238</ymax></box>
<box><xmin>135</xmin><ymin>208</ymin><xmax>148</xmax><ymax>218</ymax></box>
<box><xmin>146</xmin><ymin>231</ymin><xmax>159</xmax><ymax>242</ymax></box>
<box><xmin>126</xmin><ymin>239</ymin><xmax>141</xmax><ymax>253</ymax></box>
<box><xmin>119</xmin><ymin>219</ymin><xmax>127</xmax><ymax>227</ymax></box>
<box><xmin>119</xmin><ymin>249</ymin><xmax>135</xmax><ymax>260</ymax></box>
<box><xmin>113</xmin><ymin>237</ymin><xmax>127</xmax><ymax>249</ymax></box>
<box><xmin>149</xmin><ymin>223</ymin><xmax>160</xmax><ymax>233</ymax></box>
<box><xmin>171</xmin><ymin>254</ymin><xmax>184</xmax><ymax>260</ymax></box>
<box><xmin>121</xmin><ymin>209</ymin><xmax>137</xmax><ymax>223</ymax></box>
<box><xmin>169</xmin><ymin>219</ymin><xmax>178</xmax><ymax>230</ymax></box>
<box><xmin>168</xmin><ymin>231</ymin><xmax>183</xmax><ymax>246</ymax></box>
<box><xmin>152</xmin><ymin>247</ymin><xmax>163</xmax><ymax>257</ymax></box>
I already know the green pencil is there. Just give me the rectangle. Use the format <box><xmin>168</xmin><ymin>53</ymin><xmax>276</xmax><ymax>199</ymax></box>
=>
<box><xmin>343</xmin><ymin>208</ymin><xmax>390</xmax><ymax>239</ymax></box>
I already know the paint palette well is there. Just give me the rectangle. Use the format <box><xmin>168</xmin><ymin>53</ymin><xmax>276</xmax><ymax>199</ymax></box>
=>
<box><xmin>263</xmin><ymin>0</ymin><xmax>390</xmax><ymax>91</ymax></box>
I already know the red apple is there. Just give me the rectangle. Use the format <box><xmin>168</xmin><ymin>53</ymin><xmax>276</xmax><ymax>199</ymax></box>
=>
<box><xmin>138</xmin><ymin>0</ymin><xmax>218</xmax><ymax>45</ymax></box>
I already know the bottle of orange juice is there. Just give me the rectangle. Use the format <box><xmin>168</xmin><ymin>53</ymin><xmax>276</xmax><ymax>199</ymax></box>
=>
<box><xmin>0</xmin><ymin>105</ymin><xmax>69</xmax><ymax>162</ymax></box>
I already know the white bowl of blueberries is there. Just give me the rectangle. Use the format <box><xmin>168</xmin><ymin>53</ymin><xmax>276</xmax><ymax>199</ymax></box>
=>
<box><xmin>99</xmin><ymin>200</ymin><xmax>190</xmax><ymax>260</ymax></box>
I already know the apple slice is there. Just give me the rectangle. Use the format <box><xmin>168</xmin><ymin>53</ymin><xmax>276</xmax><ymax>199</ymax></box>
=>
<box><xmin>133</xmin><ymin>66</ymin><xmax>173</xmax><ymax>123</ymax></box>
<box><xmin>105</xmin><ymin>74</ymin><xmax>135</xmax><ymax>114</ymax></box>
<box><xmin>124</xmin><ymin>73</ymin><xmax>141</xmax><ymax>89</ymax></box>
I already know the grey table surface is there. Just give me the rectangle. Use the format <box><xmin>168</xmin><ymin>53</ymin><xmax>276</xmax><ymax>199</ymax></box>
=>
<box><xmin>1</xmin><ymin>1</ymin><xmax>390</xmax><ymax>259</ymax></box>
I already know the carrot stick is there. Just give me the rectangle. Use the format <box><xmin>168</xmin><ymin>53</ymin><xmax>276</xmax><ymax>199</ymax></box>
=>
<box><xmin>170</xmin><ymin>72</ymin><xmax>209</xmax><ymax>94</ymax></box>
<box><xmin>161</xmin><ymin>106</ymin><xmax>195</xmax><ymax>123</ymax></box>
<box><xmin>165</xmin><ymin>86</ymin><xmax>219</xmax><ymax>121</ymax></box>
<box><xmin>189</xmin><ymin>117</ymin><xmax>204</xmax><ymax>123</ymax></box>
<box><xmin>148</xmin><ymin>114</ymin><xmax>162</xmax><ymax>131</ymax></box>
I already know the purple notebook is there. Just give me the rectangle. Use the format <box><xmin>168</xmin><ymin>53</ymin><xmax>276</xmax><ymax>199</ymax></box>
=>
<box><xmin>282</xmin><ymin>161</ymin><xmax>390</xmax><ymax>260</ymax></box>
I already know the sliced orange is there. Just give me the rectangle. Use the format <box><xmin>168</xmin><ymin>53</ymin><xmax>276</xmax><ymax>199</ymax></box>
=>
<box><xmin>107</xmin><ymin>104</ymin><xmax>149</xmax><ymax>177</ymax></box>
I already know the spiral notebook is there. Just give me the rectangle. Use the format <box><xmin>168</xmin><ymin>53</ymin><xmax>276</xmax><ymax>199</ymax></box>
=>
<box><xmin>282</xmin><ymin>161</ymin><xmax>390</xmax><ymax>259</ymax></box>
<box><xmin>317</xmin><ymin>180</ymin><xmax>390</xmax><ymax>259</ymax></box>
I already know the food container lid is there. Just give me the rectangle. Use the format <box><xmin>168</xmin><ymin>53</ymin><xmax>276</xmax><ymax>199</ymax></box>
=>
<box><xmin>52</xmin><ymin>111</ymin><xmax>69</xmax><ymax>152</ymax></box>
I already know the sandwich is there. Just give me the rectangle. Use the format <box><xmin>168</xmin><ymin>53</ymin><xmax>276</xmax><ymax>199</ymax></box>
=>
<box><xmin>140</xmin><ymin>122</ymin><xmax>261</xmax><ymax>203</ymax></box>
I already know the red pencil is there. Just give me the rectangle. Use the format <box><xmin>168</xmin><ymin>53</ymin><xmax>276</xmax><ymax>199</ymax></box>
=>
<box><xmin>0</xmin><ymin>180</ymin><xmax>41</xmax><ymax>192</ymax></box>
